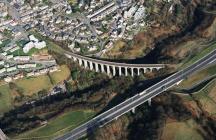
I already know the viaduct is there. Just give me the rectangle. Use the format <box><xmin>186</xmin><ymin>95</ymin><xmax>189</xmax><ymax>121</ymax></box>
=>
<box><xmin>64</xmin><ymin>51</ymin><xmax>165</xmax><ymax>76</ymax></box>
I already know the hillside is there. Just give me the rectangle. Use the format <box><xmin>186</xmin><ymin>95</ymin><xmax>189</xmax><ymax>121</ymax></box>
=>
<box><xmin>87</xmin><ymin>1</ymin><xmax>216</xmax><ymax>140</ymax></box>
<box><xmin>0</xmin><ymin>0</ymin><xmax>216</xmax><ymax>139</ymax></box>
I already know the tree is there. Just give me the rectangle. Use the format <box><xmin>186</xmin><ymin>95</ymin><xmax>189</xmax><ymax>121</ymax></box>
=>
<box><xmin>9</xmin><ymin>82</ymin><xmax>17</xmax><ymax>90</ymax></box>
<box><xmin>38</xmin><ymin>89</ymin><xmax>48</xmax><ymax>98</ymax></box>
<box><xmin>71</xmin><ymin>68</ymin><xmax>79</xmax><ymax>80</ymax></box>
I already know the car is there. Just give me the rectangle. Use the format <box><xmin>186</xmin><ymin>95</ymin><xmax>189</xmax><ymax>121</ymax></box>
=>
<box><xmin>162</xmin><ymin>85</ymin><xmax>166</xmax><ymax>90</ymax></box>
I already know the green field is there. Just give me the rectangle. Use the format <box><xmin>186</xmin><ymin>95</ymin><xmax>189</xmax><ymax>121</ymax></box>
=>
<box><xmin>14</xmin><ymin>110</ymin><xmax>95</xmax><ymax>140</ymax></box>
<box><xmin>67</xmin><ymin>0</ymin><xmax>77</xmax><ymax>5</ymax></box>
<box><xmin>177</xmin><ymin>64</ymin><xmax>216</xmax><ymax>89</ymax></box>
<box><xmin>0</xmin><ymin>84</ymin><xmax>13</xmax><ymax>113</ymax></box>
<box><xmin>182</xmin><ymin>41</ymin><xmax>216</xmax><ymax>67</ymax></box>
<box><xmin>0</xmin><ymin>65</ymin><xmax>70</xmax><ymax>114</ymax></box>
<box><xmin>186</xmin><ymin>80</ymin><xmax>216</xmax><ymax>116</ymax></box>
<box><xmin>161</xmin><ymin>119</ymin><xmax>203</xmax><ymax>140</ymax></box>
<box><xmin>9</xmin><ymin>47</ymin><xmax>48</xmax><ymax>56</ymax></box>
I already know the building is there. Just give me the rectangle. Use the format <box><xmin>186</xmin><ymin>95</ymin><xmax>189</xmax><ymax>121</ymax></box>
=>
<box><xmin>29</xmin><ymin>34</ymin><xmax>39</xmax><ymax>42</ymax></box>
<box><xmin>34</xmin><ymin>41</ymin><xmax>46</xmax><ymax>49</ymax></box>
<box><xmin>9</xmin><ymin>46</ymin><xmax>20</xmax><ymax>52</ymax></box>
<box><xmin>23</xmin><ymin>41</ymin><xmax>34</xmax><ymax>53</ymax></box>
<box><xmin>49</xmin><ymin>65</ymin><xmax>59</xmax><ymax>73</ymax></box>
<box><xmin>0</xmin><ymin>68</ymin><xmax>6</xmax><ymax>74</ymax></box>
<box><xmin>27</xmin><ymin>71</ymin><xmax>35</xmax><ymax>77</ymax></box>
<box><xmin>32</xmin><ymin>54</ymin><xmax>52</xmax><ymax>60</ymax></box>
<box><xmin>13</xmin><ymin>73</ymin><xmax>24</xmax><ymax>80</ymax></box>
<box><xmin>17</xmin><ymin>63</ymin><xmax>36</xmax><ymax>69</ymax></box>
<box><xmin>6</xmin><ymin>66</ymin><xmax>17</xmax><ymax>72</ymax></box>
<box><xmin>6</xmin><ymin>54</ymin><xmax>13</xmax><ymax>60</ymax></box>
<box><xmin>134</xmin><ymin>5</ymin><xmax>146</xmax><ymax>21</ymax></box>
<box><xmin>4</xmin><ymin>76</ymin><xmax>12</xmax><ymax>82</ymax></box>
<box><xmin>14</xmin><ymin>56</ymin><xmax>30</xmax><ymax>61</ymax></box>
<box><xmin>0</xmin><ymin>60</ymin><xmax>4</xmax><ymax>65</ymax></box>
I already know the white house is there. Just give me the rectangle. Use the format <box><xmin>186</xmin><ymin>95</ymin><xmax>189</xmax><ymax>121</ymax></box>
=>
<box><xmin>6</xmin><ymin>66</ymin><xmax>17</xmax><ymax>72</ymax></box>
<box><xmin>23</xmin><ymin>42</ymin><xmax>34</xmax><ymax>53</ymax></box>
<box><xmin>14</xmin><ymin>56</ymin><xmax>30</xmax><ymax>61</ymax></box>
<box><xmin>6</xmin><ymin>54</ymin><xmax>13</xmax><ymax>60</ymax></box>
<box><xmin>34</xmin><ymin>41</ymin><xmax>46</xmax><ymax>49</ymax></box>
<box><xmin>27</xmin><ymin>71</ymin><xmax>35</xmax><ymax>77</ymax></box>
<box><xmin>4</xmin><ymin>76</ymin><xmax>12</xmax><ymax>82</ymax></box>
<box><xmin>0</xmin><ymin>61</ymin><xmax>4</xmax><ymax>65</ymax></box>
<box><xmin>17</xmin><ymin>63</ymin><xmax>36</xmax><ymax>69</ymax></box>
<box><xmin>29</xmin><ymin>35</ymin><xmax>39</xmax><ymax>42</ymax></box>
<box><xmin>0</xmin><ymin>68</ymin><xmax>6</xmax><ymax>73</ymax></box>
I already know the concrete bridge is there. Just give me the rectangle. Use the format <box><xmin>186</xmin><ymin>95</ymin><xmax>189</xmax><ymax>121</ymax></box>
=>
<box><xmin>64</xmin><ymin>51</ymin><xmax>165</xmax><ymax>76</ymax></box>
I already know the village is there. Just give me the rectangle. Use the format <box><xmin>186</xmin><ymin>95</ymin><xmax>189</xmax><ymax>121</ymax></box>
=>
<box><xmin>0</xmin><ymin>0</ymin><xmax>174</xmax><ymax>82</ymax></box>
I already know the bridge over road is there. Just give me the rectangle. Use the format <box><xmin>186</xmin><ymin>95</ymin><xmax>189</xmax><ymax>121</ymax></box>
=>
<box><xmin>56</xmin><ymin>49</ymin><xmax>216</xmax><ymax>140</ymax></box>
<box><xmin>64</xmin><ymin>51</ymin><xmax>166</xmax><ymax>76</ymax></box>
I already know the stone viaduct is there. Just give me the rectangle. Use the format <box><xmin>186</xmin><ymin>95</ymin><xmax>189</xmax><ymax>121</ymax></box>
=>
<box><xmin>64</xmin><ymin>51</ymin><xmax>165</xmax><ymax>76</ymax></box>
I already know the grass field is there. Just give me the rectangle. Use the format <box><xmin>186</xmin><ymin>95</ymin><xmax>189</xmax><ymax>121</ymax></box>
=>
<box><xmin>103</xmin><ymin>39</ymin><xmax>145</xmax><ymax>59</ymax></box>
<box><xmin>104</xmin><ymin>40</ymin><xmax>126</xmax><ymax>57</ymax></box>
<box><xmin>0</xmin><ymin>84</ymin><xmax>13</xmax><ymax>113</ymax></box>
<box><xmin>10</xmin><ymin>47</ymin><xmax>48</xmax><ymax>56</ymax></box>
<box><xmin>11</xmin><ymin>65</ymin><xmax>70</xmax><ymax>96</ymax></box>
<box><xmin>182</xmin><ymin>41</ymin><xmax>216</xmax><ymax>67</ymax></box>
<box><xmin>191</xmin><ymin>80</ymin><xmax>216</xmax><ymax>116</ymax></box>
<box><xmin>67</xmin><ymin>0</ymin><xmax>77</xmax><ymax>5</ymax></box>
<box><xmin>0</xmin><ymin>65</ymin><xmax>70</xmax><ymax>114</ymax></box>
<box><xmin>161</xmin><ymin>119</ymin><xmax>203</xmax><ymax>140</ymax></box>
<box><xmin>50</xmin><ymin>65</ymin><xmax>71</xmax><ymax>84</ymax></box>
<box><xmin>179</xmin><ymin>79</ymin><xmax>216</xmax><ymax>116</ymax></box>
<box><xmin>177</xmin><ymin>64</ymin><xmax>216</xmax><ymax>89</ymax></box>
<box><xmin>14</xmin><ymin>110</ymin><xmax>95</xmax><ymax>140</ymax></box>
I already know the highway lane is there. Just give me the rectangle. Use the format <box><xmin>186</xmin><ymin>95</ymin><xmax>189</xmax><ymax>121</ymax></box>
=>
<box><xmin>56</xmin><ymin>49</ymin><xmax>216</xmax><ymax>140</ymax></box>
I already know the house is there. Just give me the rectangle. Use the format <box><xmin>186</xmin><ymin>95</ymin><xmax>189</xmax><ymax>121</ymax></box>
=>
<box><xmin>23</xmin><ymin>41</ymin><xmax>46</xmax><ymax>53</ymax></box>
<box><xmin>134</xmin><ymin>5</ymin><xmax>146</xmax><ymax>21</ymax></box>
<box><xmin>39</xmin><ymin>68</ymin><xmax>49</xmax><ymax>74</ymax></box>
<box><xmin>0</xmin><ymin>68</ymin><xmax>6</xmax><ymax>73</ymax></box>
<box><xmin>6</xmin><ymin>66</ymin><xmax>17</xmax><ymax>72</ymax></box>
<box><xmin>34</xmin><ymin>41</ymin><xmax>46</xmax><ymax>49</ymax></box>
<box><xmin>49</xmin><ymin>65</ymin><xmax>59</xmax><ymax>73</ymax></box>
<box><xmin>0</xmin><ymin>60</ymin><xmax>4</xmax><ymax>65</ymax></box>
<box><xmin>89</xmin><ymin>46</ymin><xmax>97</xmax><ymax>51</ymax></box>
<box><xmin>13</xmin><ymin>73</ymin><xmax>24</xmax><ymax>80</ymax></box>
<box><xmin>6</xmin><ymin>54</ymin><xmax>14</xmax><ymax>60</ymax></box>
<box><xmin>66</xmin><ymin>8</ymin><xmax>72</xmax><ymax>14</ymax></box>
<box><xmin>9</xmin><ymin>46</ymin><xmax>20</xmax><ymax>52</ymax></box>
<box><xmin>17</xmin><ymin>63</ymin><xmax>36</xmax><ymax>69</ymax></box>
<box><xmin>14</xmin><ymin>56</ymin><xmax>30</xmax><ymax>61</ymax></box>
<box><xmin>32</xmin><ymin>54</ymin><xmax>52</xmax><ymax>60</ymax></box>
<box><xmin>1</xmin><ymin>52</ymin><xmax>7</xmax><ymax>56</ymax></box>
<box><xmin>23</xmin><ymin>41</ymin><xmax>34</xmax><ymax>53</ymax></box>
<box><xmin>27</xmin><ymin>71</ymin><xmax>35</xmax><ymax>77</ymax></box>
<box><xmin>29</xmin><ymin>34</ymin><xmax>39</xmax><ymax>42</ymax></box>
<box><xmin>4</xmin><ymin>76</ymin><xmax>12</xmax><ymax>82</ymax></box>
<box><xmin>3</xmin><ymin>45</ymin><xmax>14</xmax><ymax>52</ymax></box>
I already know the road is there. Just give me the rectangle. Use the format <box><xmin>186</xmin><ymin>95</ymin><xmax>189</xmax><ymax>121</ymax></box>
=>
<box><xmin>56</xmin><ymin>49</ymin><xmax>216</xmax><ymax>140</ymax></box>
<box><xmin>87</xmin><ymin>2</ymin><xmax>116</xmax><ymax>19</ymax></box>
